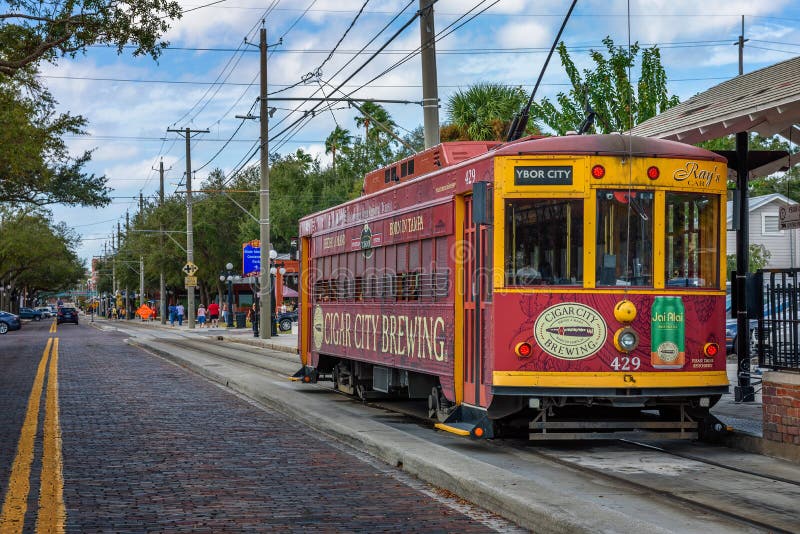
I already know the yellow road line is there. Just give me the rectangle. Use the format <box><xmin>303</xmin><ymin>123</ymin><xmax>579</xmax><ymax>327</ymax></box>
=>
<box><xmin>0</xmin><ymin>339</ymin><xmax>52</xmax><ymax>534</ymax></box>
<box><xmin>49</xmin><ymin>322</ymin><xmax>56</xmax><ymax>333</ymax></box>
<box><xmin>37</xmin><ymin>338</ymin><xmax>65</xmax><ymax>534</ymax></box>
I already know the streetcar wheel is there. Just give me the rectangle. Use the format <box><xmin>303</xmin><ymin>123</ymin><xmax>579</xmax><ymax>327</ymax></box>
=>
<box><xmin>427</xmin><ymin>387</ymin><xmax>438</xmax><ymax>419</ymax></box>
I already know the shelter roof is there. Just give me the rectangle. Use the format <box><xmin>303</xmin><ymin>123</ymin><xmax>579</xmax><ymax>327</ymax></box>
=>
<box><xmin>630</xmin><ymin>56</ymin><xmax>800</xmax><ymax>177</ymax></box>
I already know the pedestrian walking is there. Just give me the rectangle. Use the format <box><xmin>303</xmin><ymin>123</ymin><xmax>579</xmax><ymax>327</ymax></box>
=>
<box><xmin>177</xmin><ymin>303</ymin><xmax>185</xmax><ymax>326</ymax></box>
<box><xmin>208</xmin><ymin>301</ymin><xmax>220</xmax><ymax>328</ymax></box>
<box><xmin>197</xmin><ymin>304</ymin><xmax>206</xmax><ymax>327</ymax></box>
<box><xmin>168</xmin><ymin>303</ymin><xmax>176</xmax><ymax>326</ymax></box>
<box><xmin>221</xmin><ymin>303</ymin><xmax>229</xmax><ymax>327</ymax></box>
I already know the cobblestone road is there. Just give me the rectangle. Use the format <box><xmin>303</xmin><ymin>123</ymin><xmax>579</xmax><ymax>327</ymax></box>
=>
<box><xmin>1</xmin><ymin>319</ymin><xmax>519</xmax><ymax>532</ymax></box>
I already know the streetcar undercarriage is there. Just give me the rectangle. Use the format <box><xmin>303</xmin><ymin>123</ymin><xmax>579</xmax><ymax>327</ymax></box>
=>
<box><xmin>297</xmin><ymin>355</ymin><xmax>727</xmax><ymax>441</ymax></box>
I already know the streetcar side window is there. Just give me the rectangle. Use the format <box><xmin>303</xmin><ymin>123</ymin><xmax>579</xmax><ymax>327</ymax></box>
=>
<box><xmin>596</xmin><ymin>190</ymin><xmax>654</xmax><ymax>287</ymax></box>
<box><xmin>505</xmin><ymin>199</ymin><xmax>583</xmax><ymax>286</ymax></box>
<box><xmin>665</xmin><ymin>192</ymin><xmax>719</xmax><ymax>288</ymax></box>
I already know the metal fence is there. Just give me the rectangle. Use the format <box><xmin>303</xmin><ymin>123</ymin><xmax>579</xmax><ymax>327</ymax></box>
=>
<box><xmin>756</xmin><ymin>268</ymin><xmax>800</xmax><ymax>371</ymax></box>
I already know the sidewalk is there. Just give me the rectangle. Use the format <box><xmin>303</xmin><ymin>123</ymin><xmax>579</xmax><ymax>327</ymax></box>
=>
<box><xmin>91</xmin><ymin>314</ymin><xmax>299</xmax><ymax>354</ymax></box>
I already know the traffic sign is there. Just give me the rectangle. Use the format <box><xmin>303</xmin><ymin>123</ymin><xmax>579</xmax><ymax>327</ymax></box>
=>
<box><xmin>184</xmin><ymin>276</ymin><xmax>198</xmax><ymax>287</ymax></box>
<box><xmin>182</xmin><ymin>262</ymin><xmax>198</xmax><ymax>275</ymax></box>
<box><xmin>779</xmin><ymin>205</ymin><xmax>800</xmax><ymax>230</ymax></box>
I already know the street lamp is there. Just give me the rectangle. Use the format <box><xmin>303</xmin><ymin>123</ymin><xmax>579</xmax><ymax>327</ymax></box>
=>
<box><xmin>219</xmin><ymin>262</ymin><xmax>240</xmax><ymax>327</ymax></box>
<box><xmin>268</xmin><ymin>249</ymin><xmax>286</xmax><ymax>336</ymax></box>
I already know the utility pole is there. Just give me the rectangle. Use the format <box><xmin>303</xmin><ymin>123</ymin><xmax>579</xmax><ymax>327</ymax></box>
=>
<box><xmin>139</xmin><ymin>192</ymin><xmax>144</xmax><ymax>214</ymax></box>
<box><xmin>159</xmin><ymin>160</ymin><xmax>166</xmax><ymax>324</ymax></box>
<box><xmin>140</xmin><ymin>256</ymin><xmax>145</xmax><ymax>308</ymax></box>
<box><xmin>259</xmin><ymin>26</ymin><xmax>272</xmax><ymax>339</ymax></box>
<box><xmin>419</xmin><ymin>0</ymin><xmax>440</xmax><ymax>148</ymax></box>
<box><xmin>167</xmin><ymin>127</ymin><xmax>209</xmax><ymax>329</ymax></box>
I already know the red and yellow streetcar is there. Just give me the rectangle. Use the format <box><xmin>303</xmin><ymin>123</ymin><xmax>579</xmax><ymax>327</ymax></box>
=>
<box><xmin>296</xmin><ymin>134</ymin><xmax>729</xmax><ymax>439</ymax></box>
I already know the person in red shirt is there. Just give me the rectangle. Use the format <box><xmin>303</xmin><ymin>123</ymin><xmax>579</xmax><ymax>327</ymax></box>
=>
<box><xmin>207</xmin><ymin>301</ymin><xmax>220</xmax><ymax>328</ymax></box>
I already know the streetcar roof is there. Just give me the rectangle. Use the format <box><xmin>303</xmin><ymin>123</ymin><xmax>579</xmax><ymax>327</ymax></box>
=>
<box><xmin>493</xmin><ymin>133</ymin><xmax>727</xmax><ymax>163</ymax></box>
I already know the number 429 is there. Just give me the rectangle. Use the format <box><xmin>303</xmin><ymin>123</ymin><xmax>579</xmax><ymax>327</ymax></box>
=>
<box><xmin>611</xmin><ymin>356</ymin><xmax>641</xmax><ymax>371</ymax></box>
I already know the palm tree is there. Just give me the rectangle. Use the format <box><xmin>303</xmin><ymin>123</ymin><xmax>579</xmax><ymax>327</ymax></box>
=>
<box><xmin>325</xmin><ymin>126</ymin><xmax>352</xmax><ymax>177</ymax></box>
<box><xmin>444</xmin><ymin>83</ymin><xmax>530</xmax><ymax>141</ymax></box>
<box><xmin>354</xmin><ymin>101</ymin><xmax>396</xmax><ymax>143</ymax></box>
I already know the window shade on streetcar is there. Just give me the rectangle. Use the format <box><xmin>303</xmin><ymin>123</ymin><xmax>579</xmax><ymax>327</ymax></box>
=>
<box><xmin>596</xmin><ymin>190</ymin><xmax>654</xmax><ymax>287</ymax></box>
<box><xmin>504</xmin><ymin>199</ymin><xmax>583</xmax><ymax>286</ymax></box>
<box><xmin>665</xmin><ymin>193</ymin><xmax>719</xmax><ymax>289</ymax></box>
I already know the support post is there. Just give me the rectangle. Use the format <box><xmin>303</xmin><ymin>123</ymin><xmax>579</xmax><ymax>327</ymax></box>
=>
<box><xmin>259</xmin><ymin>26</ymin><xmax>272</xmax><ymax>339</ymax></box>
<box><xmin>167</xmin><ymin>127</ymin><xmax>209</xmax><ymax>329</ymax></box>
<box><xmin>419</xmin><ymin>0</ymin><xmax>440</xmax><ymax>148</ymax></box>
<box><xmin>159</xmin><ymin>160</ymin><xmax>166</xmax><ymax>324</ymax></box>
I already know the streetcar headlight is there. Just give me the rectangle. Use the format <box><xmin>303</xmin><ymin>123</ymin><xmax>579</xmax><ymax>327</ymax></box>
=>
<box><xmin>613</xmin><ymin>327</ymin><xmax>639</xmax><ymax>353</ymax></box>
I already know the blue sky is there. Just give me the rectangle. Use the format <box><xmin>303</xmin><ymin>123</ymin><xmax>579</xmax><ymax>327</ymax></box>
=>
<box><xmin>38</xmin><ymin>0</ymin><xmax>800</xmax><ymax>263</ymax></box>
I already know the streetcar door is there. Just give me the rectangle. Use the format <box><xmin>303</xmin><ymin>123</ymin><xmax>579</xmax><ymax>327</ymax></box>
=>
<box><xmin>463</xmin><ymin>189</ymin><xmax>491</xmax><ymax>407</ymax></box>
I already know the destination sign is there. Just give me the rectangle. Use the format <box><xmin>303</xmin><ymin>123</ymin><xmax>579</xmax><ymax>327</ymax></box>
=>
<box><xmin>514</xmin><ymin>166</ymin><xmax>573</xmax><ymax>186</ymax></box>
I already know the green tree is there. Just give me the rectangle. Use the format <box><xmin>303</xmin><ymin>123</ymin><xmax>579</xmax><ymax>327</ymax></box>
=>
<box><xmin>354</xmin><ymin>101</ymin><xmax>396</xmax><ymax>144</ymax></box>
<box><xmin>0</xmin><ymin>210</ymin><xmax>85</xmax><ymax>297</ymax></box>
<box><xmin>0</xmin><ymin>73</ymin><xmax>110</xmax><ymax>207</ymax></box>
<box><xmin>0</xmin><ymin>0</ymin><xmax>182</xmax><ymax>76</ymax></box>
<box><xmin>530</xmin><ymin>37</ymin><xmax>680</xmax><ymax>134</ymax></box>
<box><xmin>442</xmin><ymin>83</ymin><xmax>531</xmax><ymax>141</ymax></box>
<box><xmin>325</xmin><ymin>125</ymin><xmax>352</xmax><ymax>178</ymax></box>
<box><xmin>727</xmin><ymin>244</ymin><xmax>772</xmax><ymax>278</ymax></box>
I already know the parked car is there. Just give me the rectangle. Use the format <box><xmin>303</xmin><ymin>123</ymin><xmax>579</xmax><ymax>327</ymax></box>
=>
<box><xmin>276</xmin><ymin>310</ymin><xmax>298</xmax><ymax>332</ymax></box>
<box><xmin>725</xmin><ymin>318</ymin><xmax>759</xmax><ymax>355</ymax></box>
<box><xmin>0</xmin><ymin>311</ymin><xmax>21</xmax><ymax>334</ymax></box>
<box><xmin>35</xmin><ymin>306</ymin><xmax>52</xmax><ymax>318</ymax></box>
<box><xmin>18</xmin><ymin>307</ymin><xmax>44</xmax><ymax>321</ymax></box>
<box><xmin>57</xmin><ymin>306</ymin><xmax>79</xmax><ymax>325</ymax></box>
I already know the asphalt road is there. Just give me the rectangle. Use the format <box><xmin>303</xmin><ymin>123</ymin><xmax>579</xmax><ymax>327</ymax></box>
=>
<box><xmin>0</xmin><ymin>319</ymin><xmax>520</xmax><ymax>532</ymax></box>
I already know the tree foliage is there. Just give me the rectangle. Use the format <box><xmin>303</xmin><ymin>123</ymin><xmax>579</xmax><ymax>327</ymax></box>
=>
<box><xmin>0</xmin><ymin>209</ymin><xmax>85</xmax><ymax>297</ymax></box>
<box><xmin>0</xmin><ymin>73</ymin><xmax>110</xmax><ymax>207</ymax></box>
<box><xmin>0</xmin><ymin>0</ymin><xmax>183</xmax><ymax>76</ymax></box>
<box><xmin>530</xmin><ymin>37</ymin><xmax>680</xmax><ymax>135</ymax></box>
<box><xmin>442</xmin><ymin>83</ymin><xmax>532</xmax><ymax>141</ymax></box>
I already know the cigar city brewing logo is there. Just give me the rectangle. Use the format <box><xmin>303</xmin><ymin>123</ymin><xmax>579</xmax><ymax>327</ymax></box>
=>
<box><xmin>533</xmin><ymin>303</ymin><xmax>607</xmax><ymax>360</ymax></box>
<box><xmin>360</xmin><ymin>223</ymin><xmax>373</xmax><ymax>259</ymax></box>
<box><xmin>313</xmin><ymin>305</ymin><xmax>324</xmax><ymax>350</ymax></box>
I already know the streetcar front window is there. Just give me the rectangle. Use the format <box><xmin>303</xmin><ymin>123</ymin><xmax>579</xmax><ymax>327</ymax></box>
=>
<box><xmin>505</xmin><ymin>199</ymin><xmax>583</xmax><ymax>286</ymax></box>
<box><xmin>596</xmin><ymin>190</ymin><xmax>654</xmax><ymax>287</ymax></box>
<box><xmin>665</xmin><ymin>192</ymin><xmax>719</xmax><ymax>288</ymax></box>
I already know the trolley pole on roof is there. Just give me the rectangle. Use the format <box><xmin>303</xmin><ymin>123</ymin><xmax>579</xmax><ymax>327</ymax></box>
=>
<box><xmin>259</xmin><ymin>25</ymin><xmax>272</xmax><ymax>339</ymax></box>
<box><xmin>419</xmin><ymin>0</ymin><xmax>440</xmax><ymax>148</ymax></box>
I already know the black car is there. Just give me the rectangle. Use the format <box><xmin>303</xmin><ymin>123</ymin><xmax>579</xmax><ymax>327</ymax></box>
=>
<box><xmin>0</xmin><ymin>311</ymin><xmax>21</xmax><ymax>334</ymax></box>
<box><xmin>276</xmin><ymin>310</ymin><xmax>298</xmax><ymax>332</ymax></box>
<box><xmin>57</xmin><ymin>306</ymin><xmax>79</xmax><ymax>325</ymax></box>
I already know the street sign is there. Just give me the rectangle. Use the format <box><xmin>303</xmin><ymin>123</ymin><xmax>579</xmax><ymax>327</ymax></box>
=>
<box><xmin>182</xmin><ymin>262</ymin><xmax>198</xmax><ymax>275</ymax></box>
<box><xmin>242</xmin><ymin>240</ymin><xmax>261</xmax><ymax>276</ymax></box>
<box><xmin>779</xmin><ymin>205</ymin><xmax>800</xmax><ymax>230</ymax></box>
<box><xmin>184</xmin><ymin>276</ymin><xmax>198</xmax><ymax>287</ymax></box>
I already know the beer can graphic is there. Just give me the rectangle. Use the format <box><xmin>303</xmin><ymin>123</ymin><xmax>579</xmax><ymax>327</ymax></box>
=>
<box><xmin>650</xmin><ymin>296</ymin><xmax>685</xmax><ymax>369</ymax></box>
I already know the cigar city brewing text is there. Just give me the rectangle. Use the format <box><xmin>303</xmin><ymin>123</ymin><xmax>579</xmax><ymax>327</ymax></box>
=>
<box><xmin>313</xmin><ymin>305</ymin><xmax>448</xmax><ymax>361</ymax></box>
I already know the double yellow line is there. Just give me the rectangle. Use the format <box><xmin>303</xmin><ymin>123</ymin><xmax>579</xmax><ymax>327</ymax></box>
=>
<box><xmin>0</xmin><ymin>338</ymin><xmax>65</xmax><ymax>534</ymax></box>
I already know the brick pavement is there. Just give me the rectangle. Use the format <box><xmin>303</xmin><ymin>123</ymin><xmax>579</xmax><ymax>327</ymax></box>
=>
<box><xmin>52</xmin><ymin>319</ymin><xmax>512</xmax><ymax>532</ymax></box>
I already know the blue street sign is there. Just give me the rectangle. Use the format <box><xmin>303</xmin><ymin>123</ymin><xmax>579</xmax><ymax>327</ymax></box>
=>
<box><xmin>242</xmin><ymin>241</ymin><xmax>261</xmax><ymax>276</ymax></box>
